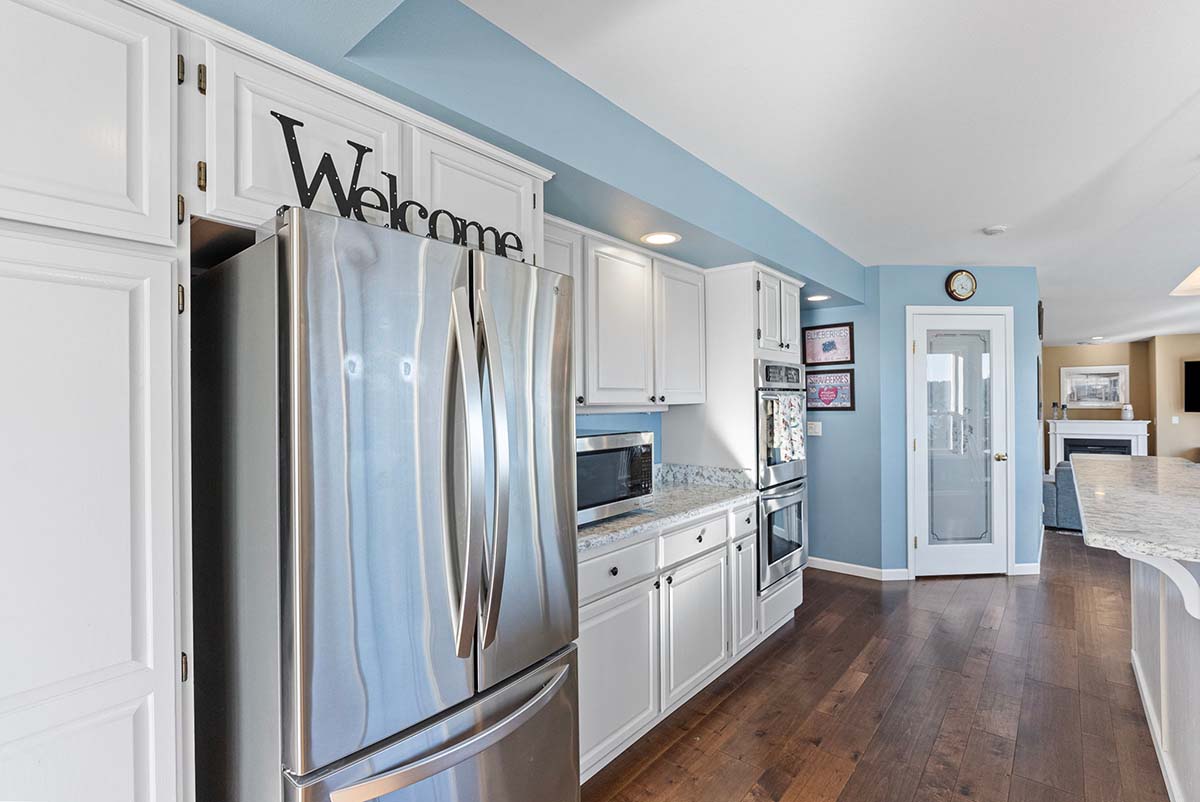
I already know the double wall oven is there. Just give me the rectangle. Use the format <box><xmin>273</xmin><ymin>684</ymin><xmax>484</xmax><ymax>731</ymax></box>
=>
<box><xmin>756</xmin><ymin>360</ymin><xmax>808</xmax><ymax>591</ymax></box>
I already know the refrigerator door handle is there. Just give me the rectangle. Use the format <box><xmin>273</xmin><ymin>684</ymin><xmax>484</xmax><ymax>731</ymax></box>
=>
<box><xmin>327</xmin><ymin>665</ymin><xmax>571</xmax><ymax>802</ymax></box>
<box><xmin>476</xmin><ymin>287</ymin><xmax>510</xmax><ymax>648</ymax></box>
<box><xmin>448</xmin><ymin>286</ymin><xmax>486</xmax><ymax>659</ymax></box>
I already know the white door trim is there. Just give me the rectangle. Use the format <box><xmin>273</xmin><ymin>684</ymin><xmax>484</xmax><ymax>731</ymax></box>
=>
<box><xmin>905</xmin><ymin>305</ymin><xmax>1016</xmax><ymax>579</ymax></box>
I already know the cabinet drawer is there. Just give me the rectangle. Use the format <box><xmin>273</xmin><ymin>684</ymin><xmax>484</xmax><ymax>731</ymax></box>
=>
<box><xmin>660</xmin><ymin>515</ymin><xmax>725</xmax><ymax>569</ymax></box>
<box><xmin>760</xmin><ymin>569</ymin><xmax>804</xmax><ymax>632</ymax></box>
<box><xmin>579</xmin><ymin>539</ymin><xmax>657</xmax><ymax>602</ymax></box>
<box><xmin>732</xmin><ymin>504</ymin><xmax>757</xmax><ymax>539</ymax></box>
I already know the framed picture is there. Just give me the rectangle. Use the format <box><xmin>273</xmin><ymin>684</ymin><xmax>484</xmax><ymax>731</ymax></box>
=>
<box><xmin>1060</xmin><ymin>365</ymin><xmax>1129</xmax><ymax>408</ymax></box>
<box><xmin>802</xmin><ymin>322</ymin><xmax>854</xmax><ymax>365</ymax></box>
<box><xmin>806</xmin><ymin>369</ymin><xmax>855</xmax><ymax>411</ymax></box>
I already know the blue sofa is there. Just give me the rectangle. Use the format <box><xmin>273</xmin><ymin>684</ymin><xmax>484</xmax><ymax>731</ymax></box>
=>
<box><xmin>1042</xmin><ymin>461</ymin><xmax>1082</xmax><ymax>531</ymax></box>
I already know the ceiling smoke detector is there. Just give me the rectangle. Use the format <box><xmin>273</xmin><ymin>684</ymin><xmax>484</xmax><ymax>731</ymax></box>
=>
<box><xmin>981</xmin><ymin>225</ymin><xmax>1009</xmax><ymax>236</ymax></box>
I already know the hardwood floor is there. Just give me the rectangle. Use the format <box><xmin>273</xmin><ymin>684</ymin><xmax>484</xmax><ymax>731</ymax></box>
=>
<box><xmin>581</xmin><ymin>531</ymin><xmax>1169</xmax><ymax>802</ymax></box>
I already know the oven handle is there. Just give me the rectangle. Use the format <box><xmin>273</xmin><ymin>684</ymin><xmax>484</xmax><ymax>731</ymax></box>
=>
<box><xmin>759</xmin><ymin>481</ymin><xmax>806</xmax><ymax>514</ymax></box>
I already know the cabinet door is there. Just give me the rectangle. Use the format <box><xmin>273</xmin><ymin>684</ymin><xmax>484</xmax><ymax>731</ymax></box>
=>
<box><xmin>543</xmin><ymin>220</ymin><xmax>586</xmax><ymax>406</ymax></box>
<box><xmin>653</xmin><ymin>260</ymin><xmax>706</xmax><ymax>405</ymax></box>
<box><xmin>757</xmin><ymin>271</ymin><xmax>782</xmax><ymax>351</ymax></box>
<box><xmin>206</xmin><ymin>43</ymin><xmax>404</xmax><ymax>227</ymax></box>
<box><xmin>731</xmin><ymin>536</ymin><xmax>759</xmax><ymax>655</ymax></box>
<box><xmin>661</xmin><ymin>549</ymin><xmax>730</xmax><ymax>710</ymax></box>
<box><xmin>0</xmin><ymin>0</ymin><xmax>173</xmax><ymax>245</ymax></box>
<box><xmin>578</xmin><ymin>579</ymin><xmax>659</xmax><ymax>773</ymax></box>
<box><xmin>585</xmin><ymin>240</ymin><xmax>655</xmax><ymax>405</ymax></box>
<box><xmin>0</xmin><ymin>231</ymin><xmax>177</xmax><ymax>802</ymax></box>
<box><xmin>412</xmin><ymin>130</ymin><xmax>538</xmax><ymax>262</ymax></box>
<box><xmin>781</xmin><ymin>280</ymin><xmax>803</xmax><ymax>354</ymax></box>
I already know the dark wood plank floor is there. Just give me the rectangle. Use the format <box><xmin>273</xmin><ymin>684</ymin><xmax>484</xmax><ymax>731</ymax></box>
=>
<box><xmin>582</xmin><ymin>531</ymin><xmax>1169</xmax><ymax>802</ymax></box>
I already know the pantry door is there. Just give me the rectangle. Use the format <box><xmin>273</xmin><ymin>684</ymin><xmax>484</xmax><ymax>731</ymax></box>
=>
<box><xmin>907</xmin><ymin>307</ymin><xmax>1014</xmax><ymax>577</ymax></box>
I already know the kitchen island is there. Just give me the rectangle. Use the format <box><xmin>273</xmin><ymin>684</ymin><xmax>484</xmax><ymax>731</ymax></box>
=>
<box><xmin>1072</xmin><ymin>455</ymin><xmax>1200</xmax><ymax>802</ymax></box>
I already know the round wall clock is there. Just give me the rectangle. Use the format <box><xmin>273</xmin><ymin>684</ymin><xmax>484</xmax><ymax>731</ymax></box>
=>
<box><xmin>945</xmin><ymin>269</ymin><xmax>977</xmax><ymax>302</ymax></box>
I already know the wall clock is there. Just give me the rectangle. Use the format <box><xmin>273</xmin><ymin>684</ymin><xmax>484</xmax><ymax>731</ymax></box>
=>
<box><xmin>945</xmin><ymin>269</ymin><xmax>977</xmax><ymax>302</ymax></box>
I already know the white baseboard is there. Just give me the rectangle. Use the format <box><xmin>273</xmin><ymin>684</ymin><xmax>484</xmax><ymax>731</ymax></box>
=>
<box><xmin>1131</xmin><ymin>648</ymin><xmax>1186</xmax><ymax>802</ymax></box>
<box><xmin>1010</xmin><ymin>562</ymin><xmax>1041</xmax><ymax>575</ymax></box>
<box><xmin>807</xmin><ymin>557</ymin><xmax>910</xmax><ymax>582</ymax></box>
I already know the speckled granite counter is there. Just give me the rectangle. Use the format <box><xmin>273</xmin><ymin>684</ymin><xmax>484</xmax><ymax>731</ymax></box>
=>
<box><xmin>577</xmin><ymin>482</ymin><xmax>759</xmax><ymax>557</ymax></box>
<box><xmin>1073</xmin><ymin>454</ymin><xmax>1200</xmax><ymax>561</ymax></box>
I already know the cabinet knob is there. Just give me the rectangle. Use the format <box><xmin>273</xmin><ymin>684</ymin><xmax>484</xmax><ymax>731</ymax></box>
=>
<box><xmin>696</xmin><ymin>533</ymin><xmax>703</xmax><ymax>543</ymax></box>
<box><xmin>666</xmin><ymin>576</ymin><xmax>673</xmax><ymax>585</ymax></box>
<box><xmin>659</xmin><ymin>395</ymin><xmax>666</xmax><ymax>403</ymax></box>
<box><xmin>576</xmin><ymin>395</ymin><xmax>585</xmax><ymax>404</ymax></box>
<box><xmin>779</xmin><ymin>341</ymin><xmax>785</xmax><ymax>348</ymax></box>
<box><xmin>745</xmin><ymin>515</ymin><xmax>751</xmax><ymax>525</ymax></box>
<box><xmin>609</xmin><ymin>566</ymin><xmax>619</xmax><ymax>577</ymax></box>
<box><xmin>649</xmin><ymin>395</ymin><xmax>656</xmax><ymax>402</ymax></box>
<box><xmin>654</xmin><ymin>580</ymin><xmax>661</xmax><ymax>589</ymax></box>
<box><xmin>737</xmin><ymin>543</ymin><xmax>743</xmax><ymax>552</ymax></box>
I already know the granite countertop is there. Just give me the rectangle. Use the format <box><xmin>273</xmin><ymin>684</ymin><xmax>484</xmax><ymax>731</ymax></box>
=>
<box><xmin>1072</xmin><ymin>455</ymin><xmax>1200</xmax><ymax>561</ymax></box>
<box><xmin>576</xmin><ymin>482</ymin><xmax>759</xmax><ymax>556</ymax></box>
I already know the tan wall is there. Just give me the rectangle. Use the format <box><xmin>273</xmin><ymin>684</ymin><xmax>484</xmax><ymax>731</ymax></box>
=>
<box><xmin>1041</xmin><ymin>342</ymin><xmax>1152</xmax><ymax>469</ymax></box>
<box><xmin>1149</xmin><ymin>334</ymin><xmax>1200</xmax><ymax>461</ymax></box>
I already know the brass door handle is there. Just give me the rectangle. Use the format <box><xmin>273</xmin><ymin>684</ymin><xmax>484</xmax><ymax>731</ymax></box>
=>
<box><xmin>994</xmin><ymin>452</ymin><xmax>1008</xmax><ymax>462</ymax></box>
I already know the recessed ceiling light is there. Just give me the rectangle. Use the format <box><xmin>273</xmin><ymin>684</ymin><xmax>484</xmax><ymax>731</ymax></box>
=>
<box><xmin>1091</xmin><ymin>336</ymin><xmax>1104</xmax><ymax>340</ymax></box>
<box><xmin>1171</xmin><ymin>265</ymin><xmax>1200</xmax><ymax>296</ymax></box>
<box><xmin>981</xmin><ymin>225</ymin><xmax>1009</xmax><ymax>236</ymax></box>
<box><xmin>640</xmin><ymin>232</ymin><xmax>681</xmax><ymax>246</ymax></box>
<box><xmin>807</xmin><ymin>294</ymin><xmax>831</xmax><ymax>302</ymax></box>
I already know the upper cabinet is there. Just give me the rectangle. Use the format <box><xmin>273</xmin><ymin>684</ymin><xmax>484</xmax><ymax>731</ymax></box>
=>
<box><xmin>754</xmin><ymin>266</ymin><xmax>804</xmax><ymax>357</ymax></box>
<box><xmin>585</xmin><ymin>240</ymin><xmax>656</xmax><ymax>405</ymax></box>
<box><xmin>411</xmin><ymin>130</ymin><xmax>540</xmax><ymax>264</ymax></box>
<box><xmin>0</xmin><ymin>0</ymin><xmax>174</xmax><ymax>245</ymax></box>
<box><xmin>653</xmin><ymin>260</ymin><xmax>706</xmax><ymax>405</ymax></box>
<box><xmin>542</xmin><ymin>220</ymin><xmax>586</xmax><ymax>405</ymax></box>
<box><xmin>205</xmin><ymin>44</ymin><xmax>404</xmax><ymax>228</ymax></box>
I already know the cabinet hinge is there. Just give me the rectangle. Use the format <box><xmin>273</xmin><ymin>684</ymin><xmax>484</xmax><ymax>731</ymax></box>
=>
<box><xmin>756</xmin><ymin>279</ymin><xmax>761</xmax><ymax>291</ymax></box>
<box><xmin>533</xmin><ymin>192</ymin><xmax>537</xmax><ymax>209</ymax></box>
<box><xmin>197</xmin><ymin>63</ymin><xmax>207</xmax><ymax>95</ymax></box>
<box><xmin>756</xmin><ymin>327</ymin><xmax>761</xmax><ymax>340</ymax></box>
<box><xmin>913</xmin><ymin>437</ymin><xmax>917</xmax><ymax>452</ymax></box>
<box><xmin>177</xmin><ymin>284</ymin><xmax>186</xmax><ymax>314</ymax></box>
<box><xmin>177</xmin><ymin>194</ymin><xmax>185</xmax><ymax>225</ymax></box>
<box><xmin>912</xmin><ymin>340</ymin><xmax>916</xmax><ymax>354</ymax></box>
<box><xmin>177</xmin><ymin>54</ymin><xmax>185</xmax><ymax>85</ymax></box>
<box><xmin>197</xmin><ymin>160</ymin><xmax>207</xmax><ymax>192</ymax></box>
<box><xmin>180</xmin><ymin>651</ymin><xmax>189</xmax><ymax>682</ymax></box>
<box><xmin>913</xmin><ymin>536</ymin><xmax>918</xmax><ymax>549</ymax></box>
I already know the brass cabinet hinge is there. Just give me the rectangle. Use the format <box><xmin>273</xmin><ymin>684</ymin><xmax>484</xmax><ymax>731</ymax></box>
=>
<box><xmin>914</xmin><ymin>536</ymin><xmax>918</xmax><ymax>549</ymax></box>
<box><xmin>912</xmin><ymin>340</ymin><xmax>916</xmax><ymax>354</ymax></box>
<box><xmin>197</xmin><ymin>63</ymin><xmax>207</xmax><ymax>94</ymax></box>
<box><xmin>197</xmin><ymin>160</ymin><xmax>207</xmax><ymax>191</ymax></box>
<box><xmin>177</xmin><ymin>194</ymin><xmax>185</xmax><ymax>225</ymax></box>
<box><xmin>913</xmin><ymin>437</ymin><xmax>917</xmax><ymax>452</ymax></box>
<box><xmin>181</xmin><ymin>651</ymin><xmax>189</xmax><ymax>682</ymax></box>
<box><xmin>177</xmin><ymin>54</ymin><xmax>185</xmax><ymax>85</ymax></box>
<box><xmin>177</xmin><ymin>284</ymin><xmax>186</xmax><ymax>314</ymax></box>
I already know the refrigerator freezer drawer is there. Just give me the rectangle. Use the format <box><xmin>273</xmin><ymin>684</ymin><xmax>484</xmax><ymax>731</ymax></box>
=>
<box><xmin>285</xmin><ymin>646</ymin><xmax>580</xmax><ymax>802</ymax></box>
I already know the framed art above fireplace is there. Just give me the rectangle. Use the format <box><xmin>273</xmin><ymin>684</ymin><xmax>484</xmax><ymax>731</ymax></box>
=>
<box><xmin>1060</xmin><ymin>364</ymin><xmax>1129</xmax><ymax>409</ymax></box>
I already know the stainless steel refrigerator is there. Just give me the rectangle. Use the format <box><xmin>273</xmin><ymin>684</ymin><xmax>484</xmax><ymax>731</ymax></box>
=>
<box><xmin>192</xmin><ymin>207</ymin><xmax>579</xmax><ymax>802</ymax></box>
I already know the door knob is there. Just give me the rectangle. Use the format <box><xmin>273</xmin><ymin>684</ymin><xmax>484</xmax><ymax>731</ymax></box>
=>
<box><xmin>994</xmin><ymin>452</ymin><xmax>1008</xmax><ymax>462</ymax></box>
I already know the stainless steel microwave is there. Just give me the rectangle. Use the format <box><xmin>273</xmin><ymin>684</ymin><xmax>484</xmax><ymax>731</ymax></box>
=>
<box><xmin>576</xmin><ymin>431</ymin><xmax>654</xmax><ymax>525</ymax></box>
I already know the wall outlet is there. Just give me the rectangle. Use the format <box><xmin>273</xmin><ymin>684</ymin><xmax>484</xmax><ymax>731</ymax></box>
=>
<box><xmin>1173</xmin><ymin>416</ymin><xmax>1180</xmax><ymax>425</ymax></box>
<box><xmin>807</xmin><ymin>420</ymin><xmax>822</xmax><ymax>436</ymax></box>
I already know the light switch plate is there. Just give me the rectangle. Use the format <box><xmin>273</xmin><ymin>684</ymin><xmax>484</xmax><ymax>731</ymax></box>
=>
<box><xmin>1173</xmin><ymin>416</ymin><xmax>1181</xmax><ymax>425</ymax></box>
<box><xmin>807</xmin><ymin>420</ymin><xmax>822</xmax><ymax>436</ymax></box>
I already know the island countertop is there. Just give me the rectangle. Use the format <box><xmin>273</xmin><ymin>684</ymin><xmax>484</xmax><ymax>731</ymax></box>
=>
<box><xmin>1072</xmin><ymin>454</ymin><xmax>1200</xmax><ymax>561</ymax></box>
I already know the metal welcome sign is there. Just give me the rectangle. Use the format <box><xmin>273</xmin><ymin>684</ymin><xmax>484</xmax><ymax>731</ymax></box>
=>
<box><xmin>271</xmin><ymin>111</ymin><xmax>524</xmax><ymax>259</ymax></box>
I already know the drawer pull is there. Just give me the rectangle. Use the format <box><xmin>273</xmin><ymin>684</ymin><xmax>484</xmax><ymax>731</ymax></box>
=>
<box><xmin>737</xmin><ymin>543</ymin><xmax>743</xmax><ymax>552</ymax></box>
<box><xmin>696</xmin><ymin>533</ymin><xmax>704</xmax><ymax>543</ymax></box>
<box><xmin>745</xmin><ymin>515</ymin><xmax>751</xmax><ymax>525</ymax></box>
<box><xmin>666</xmin><ymin>576</ymin><xmax>673</xmax><ymax>585</ymax></box>
<box><xmin>654</xmin><ymin>580</ymin><xmax>660</xmax><ymax>589</ymax></box>
<box><xmin>609</xmin><ymin>566</ymin><xmax>619</xmax><ymax>577</ymax></box>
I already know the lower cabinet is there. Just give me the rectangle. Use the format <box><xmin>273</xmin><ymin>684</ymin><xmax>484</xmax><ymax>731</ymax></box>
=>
<box><xmin>731</xmin><ymin>535</ymin><xmax>759</xmax><ymax>655</ymax></box>
<box><xmin>660</xmin><ymin>548</ymin><xmax>729</xmax><ymax>710</ymax></box>
<box><xmin>578</xmin><ymin>577</ymin><xmax>660</xmax><ymax>772</ymax></box>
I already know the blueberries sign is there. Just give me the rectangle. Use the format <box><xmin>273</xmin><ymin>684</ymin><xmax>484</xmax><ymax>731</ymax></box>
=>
<box><xmin>271</xmin><ymin>111</ymin><xmax>524</xmax><ymax>259</ymax></box>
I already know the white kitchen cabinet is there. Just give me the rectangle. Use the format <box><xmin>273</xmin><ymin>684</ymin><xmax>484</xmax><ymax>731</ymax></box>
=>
<box><xmin>412</xmin><ymin>129</ymin><xmax>540</xmax><ymax>262</ymax></box>
<box><xmin>660</xmin><ymin>547</ymin><xmax>730</xmax><ymax>710</ymax></box>
<box><xmin>781</xmin><ymin>279</ymin><xmax>802</xmax><ymax>353</ymax></box>
<box><xmin>653</xmin><ymin>259</ymin><xmax>707</xmax><ymax>405</ymax></box>
<box><xmin>756</xmin><ymin>270</ymin><xmax>782</xmax><ymax>351</ymax></box>
<box><xmin>0</xmin><ymin>0</ymin><xmax>174</xmax><ymax>245</ymax></box>
<box><xmin>731</xmin><ymin>535</ymin><xmax>759</xmax><ymax>656</ymax></box>
<box><xmin>205</xmin><ymin>43</ymin><xmax>404</xmax><ymax>228</ymax></box>
<box><xmin>0</xmin><ymin>230</ymin><xmax>178</xmax><ymax>802</ymax></box>
<box><xmin>585</xmin><ymin>239</ymin><xmax>656</xmax><ymax>405</ymax></box>
<box><xmin>542</xmin><ymin>219</ymin><xmax>586</xmax><ymax>405</ymax></box>
<box><xmin>578</xmin><ymin>578</ymin><xmax>660</xmax><ymax>773</ymax></box>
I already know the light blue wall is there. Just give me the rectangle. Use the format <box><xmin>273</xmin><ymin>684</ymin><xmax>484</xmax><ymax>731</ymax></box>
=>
<box><xmin>576</xmin><ymin>413</ymin><xmax>664</xmax><ymax>464</ymax></box>
<box><xmin>805</xmin><ymin>265</ymin><xmax>1043</xmax><ymax>570</ymax></box>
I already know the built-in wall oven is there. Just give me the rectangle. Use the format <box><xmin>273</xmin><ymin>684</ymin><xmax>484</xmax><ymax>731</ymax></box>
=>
<box><xmin>759</xmin><ymin>478</ymin><xmax>808</xmax><ymax>590</ymax></box>
<box><xmin>756</xmin><ymin>360</ymin><xmax>807</xmax><ymax>490</ymax></box>
<box><xmin>576</xmin><ymin>431</ymin><xmax>654</xmax><ymax>525</ymax></box>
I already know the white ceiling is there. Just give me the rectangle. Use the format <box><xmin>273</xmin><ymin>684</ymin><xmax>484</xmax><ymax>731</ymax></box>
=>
<box><xmin>463</xmin><ymin>0</ymin><xmax>1200</xmax><ymax>345</ymax></box>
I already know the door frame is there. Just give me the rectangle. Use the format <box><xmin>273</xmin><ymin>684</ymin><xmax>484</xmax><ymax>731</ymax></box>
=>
<box><xmin>905</xmin><ymin>305</ymin><xmax>1016</xmax><ymax>579</ymax></box>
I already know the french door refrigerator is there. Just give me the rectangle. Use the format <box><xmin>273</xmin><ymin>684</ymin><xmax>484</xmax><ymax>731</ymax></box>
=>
<box><xmin>192</xmin><ymin>207</ymin><xmax>579</xmax><ymax>802</ymax></box>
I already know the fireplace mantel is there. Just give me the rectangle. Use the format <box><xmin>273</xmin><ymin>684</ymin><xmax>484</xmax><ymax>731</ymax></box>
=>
<box><xmin>1047</xmin><ymin>419</ymin><xmax>1149</xmax><ymax>474</ymax></box>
